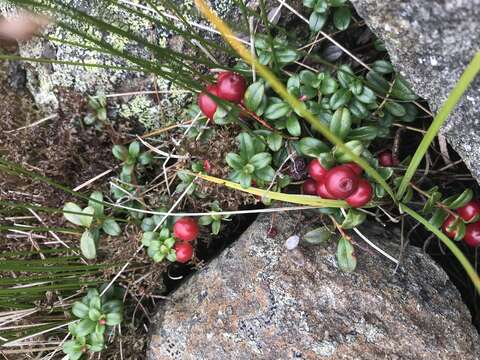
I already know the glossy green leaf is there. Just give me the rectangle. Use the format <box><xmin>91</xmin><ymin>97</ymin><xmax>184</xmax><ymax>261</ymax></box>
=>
<box><xmin>102</xmin><ymin>218</ymin><xmax>121</xmax><ymax>236</ymax></box>
<box><xmin>265</xmin><ymin>101</ymin><xmax>290</xmax><ymax>120</ymax></box>
<box><xmin>80</xmin><ymin>230</ymin><xmax>97</xmax><ymax>260</ymax></box>
<box><xmin>244</xmin><ymin>81</ymin><xmax>265</xmax><ymax>111</ymax></box>
<box><xmin>341</xmin><ymin>209</ymin><xmax>367</xmax><ymax>229</ymax></box>
<box><xmin>304</xmin><ymin>226</ymin><xmax>332</xmax><ymax>244</ymax></box>
<box><xmin>249</xmin><ymin>152</ymin><xmax>272</xmax><ymax>169</ymax></box>
<box><xmin>63</xmin><ymin>202</ymin><xmax>84</xmax><ymax>226</ymax></box>
<box><xmin>267</xmin><ymin>132</ymin><xmax>283</xmax><ymax>151</ymax></box>
<box><xmin>309</xmin><ymin>11</ymin><xmax>327</xmax><ymax>32</ymax></box>
<box><xmin>112</xmin><ymin>145</ymin><xmax>128</xmax><ymax>161</ymax></box>
<box><xmin>298</xmin><ymin>137</ymin><xmax>330</xmax><ymax>157</ymax></box>
<box><xmin>336</xmin><ymin>237</ymin><xmax>356</xmax><ymax>272</ymax></box>
<box><xmin>329</xmin><ymin>107</ymin><xmax>351</xmax><ymax>140</ymax></box>
<box><xmin>88</xmin><ymin>191</ymin><xmax>104</xmax><ymax>217</ymax></box>
<box><xmin>346</xmin><ymin>126</ymin><xmax>378</xmax><ymax>141</ymax></box>
<box><xmin>77</xmin><ymin>318</ymin><xmax>96</xmax><ymax>336</ymax></box>
<box><xmin>330</xmin><ymin>88</ymin><xmax>352</xmax><ymax>110</ymax></box>
<box><xmin>333</xmin><ymin>7</ymin><xmax>351</xmax><ymax>30</ymax></box>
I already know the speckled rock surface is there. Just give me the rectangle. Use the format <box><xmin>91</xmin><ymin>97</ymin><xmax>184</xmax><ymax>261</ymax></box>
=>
<box><xmin>0</xmin><ymin>0</ymin><xmax>242</xmax><ymax>129</ymax></box>
<box><xmin>147</xmin><ymin>210</ymin><xmax>479</xmax><ymax>359</ymax></box>
<box><xmin>349</xmin><ymin>0</ymin><xmax>480</xmax><ymax>182</ymax></box>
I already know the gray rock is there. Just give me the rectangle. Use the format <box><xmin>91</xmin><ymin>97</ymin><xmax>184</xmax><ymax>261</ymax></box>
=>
<box><xmin>349</xmin><ymin>0</ymin><xmax>480</xmax><ymax>182</ymax></box>
<box><xmin>147</xmin><ymin>210</ymin><xmax>479</xmax><ymax>359</ymax></box>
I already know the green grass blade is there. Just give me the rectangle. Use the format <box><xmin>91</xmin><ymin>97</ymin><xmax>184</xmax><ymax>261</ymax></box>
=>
<box><xmin>401</xmin><ymin>204</ymin><xmax>480</xmax><ymax>294</ymax></box>
<box><xmin>397</xmin><ymin>52</ymin><xmax>480</xmax><ymax>199</ymax></box>
<box><xmin>0</xmin><ymin>54</ymin><xmax>143</xmax><ymax>72</ymax></box>
<box><xmin>194</xmin><ymin>0</ymin><xmax>396</xmax><ymax>201</ymax></box>
<box><xmin>193</xmin><ymin>172</ymin><xmax>348</xmax><ymax>207</ymax></box>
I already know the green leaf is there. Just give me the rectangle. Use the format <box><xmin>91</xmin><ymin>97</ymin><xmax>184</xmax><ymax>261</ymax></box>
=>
<box><xmin>337</xmin><ymin>65</ymin><xmax>355</xmax><ymax>88</ymax></box>
<box><xmin>88</xmin><ymin>191</ymin><xmax>104</xmax><ymax>217</ymax></box>
<box><xmin>211</xmin><ymin>220</ymin><xmax>221</xmax><ymax>235</ymax></box>
<box><xmin>102</xmin><ymin>218</ymin><xmax>121</xmax><ymax>236</ymax></box>
<box><xmin>72</xmin><ymin>301</ymin><xmax>89</xmax><ymax>319</ymax></box>
<box><xmin>329</xmin><ymin>107</ymin><xmax>351</xmax><ymax>140</ymax></box>
<box><xmin>80</xmin><ymin>230</ymin><xmax>97</xmax><ymax>260</ymax></box>
<box><xmin>112</xmin><ymin>145</ymin><xmax>128</xmax><ymax>161</ymax></box>
<box><xmin>267</xmin><ymin>132</ymin><xmax>283</xmax><ymax>151</ymax></box>
<box><xmin>244</xmin><ymin>81</ymin><xmax>265</xmax><ymax>111</ymax></box>
<box><xmin>304</xmin><ymin>227</ymin><xmax>332</xmax><ymax>244</ymax></box>
<box><xmin>77</xmin><ymin>318</ymin><xmax>96</xmax><ymax>336</ymax></box>
<box><xmin>303</xmin><ymin>0</ymin><xmax>316</xmax><ymax>7</ymax></box>
<box><xmin>320</xmin><ymin>74</ymin><xmax>338</xmax><ymax>95</ymax></box>
<box><xmin>198</xmin><ymin>216</ymin><xmax>213</xmax><ymax>226</ymax></box>
<box><xmin>397</xmin><ymin>53</ymin><xmax>480</xmax><ymax>199</ymax></box>
<box><xmin>334</xmin><ymin>140</ymin><xmax>364</xmax><ymax>163</ymax></box>
<box><xmin>79</xmin><ymin>206</ymin><xmax>95</xmax><ymax>228</ymax></box>
<box><xmin>286</xmin><ymin>114</ymin><xmax>301</xmax><ymax>136</ymax></box>
<box><xmin>329</xmin><ymin>88</ymin><xmax>352</xmax><ymax>110</ymax></box>
<box><xmin>341</xmin><ymin>209</ymin><xmax>367</xmax><ymax>229</ymax></box>
<box><xmin>128</xmin><ymin>141</ymin><xmax>140</xmax><ymax>158</ymax></box>
<box><xmin>106</xmin><ymin>312</ymin><xmax>123</xmax><ymax>326</ymax></box>
<box><xmin>249</xmin><ymin>152</ymin><xmax>272</xmax><ymax>169</ymax></box>
<box><xmin>276</xmin><ymin>48</ymin><xmax>300</xmax><ymax>66</ymax></box>
<box><xmin>384</xmin><ymin>101</ymin><xmax>406</xmax><ymax>117</ymax></box>
<box><xmin>314</xmin><ymin>0</ymin><xmax>328</xmax><ymax>12</ymax></box>
<box><xmin>237</xmin><ymin>133</ymin><xmax>255</xmax><ymax>160</ymax></box>
<box><xmin>372</xmin><ymin>60</ymin><xmax>394</xmax><ymax>74</ymax></box>
<box><xmin>346</xmin><ymin>126</ymin><xmax>378</xmax><ymax>141</ymax></box>
<box><xmin>333</xmin><ymin>7</ymin><xmax>351</xmax><ymax>30</ymax></box>
<box><xmin>265</xmin><ymin>102</ymin><xmax>290</xmax><ymax>120</ymax></box>
<box><xmin>254</xmin><ymin>166</ymin><xmax>275</xmax><ymax>182</ymax></box>
<box><xmin>336</xmin><ymin>237</ymin><xmax>356</xmax><ymax>272</ymax></box>
<box><xmin>355</xmin><ymin>86</ymin><xmax>376</xmax><ymax>104</ymax></box>
<box><xmin>300</xmin><ymin>70</ymin><xmax>317</xmax><ymax>86</ymax></box>
<box><xmin>309</xmin><ymin>11</ymin><xmax>327</xmax><ymax>32</ymax></box>
<box><xmin>391</xmin><ymin>76</ymin><xmax>418</xmax><ymax>101</ymax></box>
<box><xmin>239</xmin><ymin>173</ymin><xmax>252</xmax><ymax>189</ymax></box>
<box><xmin>298</xmin><ymin>137</ymin><xmax>330</xmax><ymax>157</ymax></box>
<box><xmin>138</xmin><ymin>152</ymin><xmax>153</xmax><ymax>165</ymax></box>
<box><xmin>63</xmin><ymin>202</ymin><xmax>84</xmax><ymax>226</ymax></box>
<box><xmin>226</xmin><ymin>153</ymin><xmax>245</xmax><ymax>170</ymax></box>
<box><xmin>88</xmin><ymin>308</ymin><xmax>102</xmax><ymax>321</ymax></box>
<box><xmin>349</xmin><ymin>99</ymin><xmax>369</xmax><ymax>119</ymax></box>
<box><xmin>447</xmin><ymin>189</ymin><xmax>474</xmax><ymax>209</ymax></box>
<box><xmin>366</xmin><ymin>70</ymin><xmax>389</xmax><ymax>95</ymax></box>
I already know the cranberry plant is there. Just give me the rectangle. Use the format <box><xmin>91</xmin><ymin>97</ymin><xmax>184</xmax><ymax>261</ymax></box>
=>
<box><xmin>63</xmin><ymin>192</ymin><xmax>121</xmax><ymax>259</ymax></box>
<box><xmin>63</xmin><ymin>288</ymin><xmax>123</xmax><ymax>360</ymax></box>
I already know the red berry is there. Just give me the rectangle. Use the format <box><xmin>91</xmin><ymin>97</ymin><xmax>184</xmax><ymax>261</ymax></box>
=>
<box><xmin>217</xmin><ymin>71</ymin><xmax>230</xmax><ymax>82</ymax></box>
<box><xmin>442</xmin><ymin>215</ymin><xmax>462</xmax><ymax>240</ymax></box>
<box><xmin>378</xmin><ymin>150</ymin><xmax>395</xmax><ymax>167</ymax></box>
<box><xmin>343</xmin><ymin>162</ymin><xmax>363</xmax><ymax>176</ymax></box>
<box><xmin>198</xmin><ymin>84</ymin><xmax>219</xmax><ymax>119</ymax></box>
<box><xmin>464</xmin><ymin>222</ymin><xmax>480</xmax><ymax>247</ymax></box>
<box><xmin>98</xmin><ymin>319</ymin><xmax>106</xmax><ymax>326</ymax></box>
<box><xmin>174</xmin><ymin>242</ymin><xmax>194</xmax><ymax>263</ymax></box>
<box><xmin>307</xmin><ymin>159</ymin><xmax>328</xmax><ymax>182</ymax></box>
<box><xmin>217</xmin><ymin>72</ymin><xmax>247</xmax><ymax>103</ymax></box>
<box><xmin>173</xmin><ymin>217</ymin><xmax>199</xmax><ymax>242</ymax></box>
<box><xmin>316</xmin><ymin>181</ymin><xmax>335</xmax><ymax>199</ymax></box>
<box><xmin>346</xmin><ymin>179</ymin><xmax>373</xmax><ymax>208</ymax></box>
<box><xmin>324</xmin><ymin>165</ymin><xmax>359</xmax><ymax>199</ymax></box>
<box><xmin>303</xmin><ymin>178</ymin><xmax>317</xmax><ymax>195</ymax></box>
<box><xmin>457</xmin><ymin>200</ymin><xmax>480</xmax><ymax>223</ymax></box>
<box><xmin>203</xmin><ymin>159</ymin><xmax>212</xmax><ymax>173</ymax></box>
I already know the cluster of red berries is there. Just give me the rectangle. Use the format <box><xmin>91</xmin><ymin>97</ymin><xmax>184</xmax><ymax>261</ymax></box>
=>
<box><xmin>173</xmin><ymin>217</ymin><xmax>199</xmax><ymax>263</ymax></box>
<box><xmin>303</xmin><ymin>159</ymin><xmax>373</xmax><ymax>208</ymax></box>
<box><xmin>442</xmin><ymin>200</ymin><xmax>480</xmax><ymax>247</ymax></box>
<box><xmin>198</xmin><ymin>71</ymin><xmax>247</xmax><ymax>119</ymax></box>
